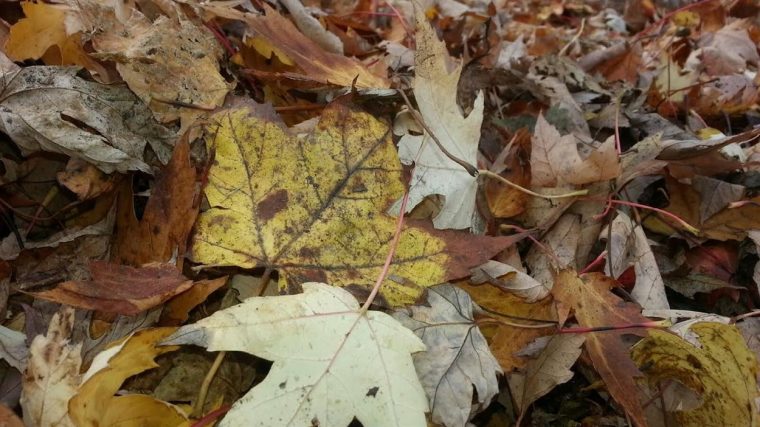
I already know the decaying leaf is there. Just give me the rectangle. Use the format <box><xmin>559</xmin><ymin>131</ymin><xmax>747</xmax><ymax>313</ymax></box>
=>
<box><xmin>192</xmin><ymin>100</ymin><xmax>514</xmax><ymax>306</ymax></box>
<box><xmin>21</xmin><ymin>307</ymin><xmax>80</xmax><ymax>427</ymax></box>
<box><xmin>631</xmin><ymin>322</ymin><xmax>759</xmax><ymax>427</ymax></box>
<box><xmin>508</xmin><ymin>334</ymin><xmax>584</xmax><ymax>416</ymax></box>
<box><xmin>0</xmin><ymin>66</ymin><xmax>174</xmax><ymax>173</ymax></box>
<box><xmin>552</xmin><ymin>270</ymin><xmax>649</xmax><ymax>427</ymax></box>
<box><xmin>394</xmin><ymin>285</ymin><xmax>501</xmax><ymax>427</ymax></box>
<box><xmin>69</xmin><ymin>328</ymin><xmax>187</xmax><ymax>427</ymax></box>
<box><xmin>389</xmin><ymin>2</ymin><xmax>484</xmax><ymax>230</ymax></box>
<box><xmin>163</xmin><ymin>283</ymin><xmax>428</xmax><ymax>427</ymax></box>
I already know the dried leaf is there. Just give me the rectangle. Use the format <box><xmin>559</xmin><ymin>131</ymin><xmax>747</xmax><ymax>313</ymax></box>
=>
<box><xmin>159</xmin><ymin>276</ymin><xmax>228</xmax><ymax>326</ymax></box>
<box><xmin>164</xmin><ymin>283</ymin><xmax>428</xmax><ymax>427</ymax></box>
<box><xmin>0</xmin><ymin>327</ymin><xmax>27</xmax><ymax>372</ymax></box>
<box><xmin>394</xmin><ymin>285</ymin><xmax>501</xmax><ymax>427</ymax></box>
<box><xmin>531</xmin><ymin>114</ymin><xmax>620</xmax><ymax>187</ymax></box>
<box><xmin>471</xmin><ymin>260</ymin><xmax>549</xmax><ymax>302</ymax></box>
<box><xmin>0</xmin><ymin>66</ymin><xmax>174</xmax><ymax>173</ymax></box>
<box><xmin>389</xmin><ymin>2</ymin><xmax>484</xmax><ymax>230</ymax></box>
<box><xmin>605</xmin><ymin>211</ymin><xmax>669</xmax><ymax>310</ymax></box>
<box><xmin>20</xmin><ymin>307</ymin><xmax>80</xmax><ymax>427</ymax></box>
<box><xmin>508</xmin><ymin>334</ymin><xmax>584</xmax><ymax>415</ymax></box>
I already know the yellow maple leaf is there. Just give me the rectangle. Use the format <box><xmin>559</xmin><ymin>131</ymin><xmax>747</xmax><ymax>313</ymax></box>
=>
<box><xmin>5</xmin><ymin>2</ymin><xmax>66</xmax><ymax>61</ymax></box>
<box><xmin>631</xmin><ymin>322</ymin><xmax>759</xmax><ymax>427</ymax></box>
<box><xmin>193</xmin><ymin>100</ymin><xmax>512</xmax><ymax>306</ymax></box>
<box><xmin>69</xmin><ymin>328</ymin><xmax>189</xmax><ymax>427</ymax></box>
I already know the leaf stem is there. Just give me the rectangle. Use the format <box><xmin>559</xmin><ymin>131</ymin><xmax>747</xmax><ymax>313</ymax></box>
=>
<box><xmin>479</xmin><ymin>169</ymin><xmax>589</xmax><ymax>199</ymax></box>
<box><xmin>193</xmin><ymin>351</ymin><xmax>226</xmax><ymax>417</ymax></box>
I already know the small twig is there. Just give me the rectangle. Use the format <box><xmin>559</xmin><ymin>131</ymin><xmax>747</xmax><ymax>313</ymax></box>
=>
<box><xmin>558</xmin><ymin>18</ymin><xmax>585</xmax><ymax>56</ymax></box>
<box><xmin>479</xmin><ymin>169</ymin><xmax>589</xmax><ymax>199</ymax></box>
<box><xmin>193</xmin><ymin>351</ymin><xmax>226</xmax><ymax>417</ymax></box>
<box><xmin>397</xmin><ymin>88</ymin><xmax>479</xmax><ymax>177</ymax></box>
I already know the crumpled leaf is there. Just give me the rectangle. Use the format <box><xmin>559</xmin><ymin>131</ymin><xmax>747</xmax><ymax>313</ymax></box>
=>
<box><xmin>389</xmin><ymin>2</ymin><xmax>484</xmax><ymax>230</ymax></box>
<box><xmin>69</xmin><ymin>328</ymin><xmax>188</xmax><ymax>427</ymax></box>
<box><xmin>192</xmin><ymin>100</ymin><xmax>515</xmax><ymax>306</ymax></box>
<box><xmin>508</xmin><ymin>334</ymin><xmax>585</xmax><ymax>416</ymax></box>
<box><xmin>531</xmin><ymin>113</ymin><xmax>620</xmax><ymax>187</ymax></box>
<box><xmin>605</xmin><ymin>211</ymin><xmax>669</xmax><ymax>310</ymax></box>
<box><xmin>80</xmin><ymin>2</ymin><xmax>231</xmax><ymax>130</ymax></box>
<box><xmin>631</xmin><ymin>322</ymin><xmax>759</xmax><ymax>427</ymax></box>
<box><xmin>393</xmin><ymin>284</ymin><xmax>501</xmax><ymax>427</ymax></box>
<box><xmin>20</xmin><ymin>307</ymin><xmax>80</xmax><ymax>427</ymax></box>
<box><xmin>470</xmin><ymin>260</ymin><xmax>549</xmax><ymax>302</ymax></box>
<box><xmin>552</xmin><ymin>270</ymin><xmax>649</xmax><ymax>427</ymax></box>
<box><xmin>0</xmin><ymin>66</ymin><xmax>174</xmax><ymax>173</ymax></box>
<box><xmin>163</xmin><ymin>282</ymin><xmax>428</xmax><ymax>427</ymax></box>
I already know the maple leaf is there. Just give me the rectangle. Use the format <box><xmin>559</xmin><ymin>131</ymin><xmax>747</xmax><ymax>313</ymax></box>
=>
<box><xmin>389</xmin><ymin>2</ymin><xmax>484</xmax><ymax>230</ymax></box>
<box><xmin>393</xmin><ymin>285</ymin><xmax>501</xmax><ymax>427</ymax></box>
<box><xmin>0</xmin><ymin>66</ymin><xmax>174</xmax><ymax>173</ymax></box>
<box><xmin>191</xmin><ymin>100</ymin><xmax>514</xmax><ymax>306</ymax></box>
<box><xmin>530</xmin><ymin>113</ymin><xmax>620</xmax><ymax>187</ymax></box>
<box><xmin>632</xmin><ymin>322</ymin><xmax>759</xmax><ymax>427</ymax></box>
<box><xmin>163</xmin><ymin>282</ymin><xmax>429</xmax><ymax>427</ymax></box>
<box><xmin>69</xmin><ymin>328</ymin><xmax>188</xmax><ymax>427</ymax></box>
<box><xmin>5</xmin><ymin>2</ymin><xmax>68</xmax><ymax>61</ymax></box>
<box><xmin>551</xmin><ymin>270</ymin><xmax>649</xmax><ymax>427</ymax></box>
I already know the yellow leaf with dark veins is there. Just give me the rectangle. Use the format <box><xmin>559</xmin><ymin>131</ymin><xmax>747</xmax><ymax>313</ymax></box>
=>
<box><xmin>193</xmin><ymin>100</ymin><xmax>514</xmax><ymax>306</ymax></box>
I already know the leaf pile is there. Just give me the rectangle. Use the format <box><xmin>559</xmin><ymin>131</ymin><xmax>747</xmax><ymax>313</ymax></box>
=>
<box><xmin>0</xmin><ymin>0</ymin><xmax>758</xmax><ymax>426</ymax></box>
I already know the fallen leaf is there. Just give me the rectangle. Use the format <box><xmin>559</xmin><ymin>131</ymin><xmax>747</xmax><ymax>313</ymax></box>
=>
<box><xmin>484</xmin><ymin>128</ymin><xmax>531</xmax><ymax>218</ymax></box>
<box><xmin>20</xmin><ymin>307</ymin><xmax>80</xmax><ymax>427</ymax></box>
<box><xmin>508</xmin><ymin>334</ymin><xmax>584</xmax><ymax>416</ymax></box>
<box><xmin>525</xmin><ymin>213</ymin><xmax>581</xmax><ymax>291</ymax></box>
<box><xmin>112</xmin><ymin>140</ymin><xmax>200</xmax><ymax>267</ymax></box>
<box><xmin>69</xmin><ymin>327</ymin><xmax>188</xmax><ymax>427</ymax></box>
<box><xmin>0</xmin><ymin>403</ymin><xmax>23</xmax><ymax>427</ymax></box>
<box><xmin>389</xmin><ymin>2</ymin><xmax>484</xmax><ymax>230</ymax></box>
<box><xmin>551</xmin><ymin>270</ymin><xmax>649</xmax><ymax>427</ymax></box>
<box><xmin>29</xmin><ymin>262</ymin><xmax>193</xmax><ymax>315</ymax></box>
<box><xmin>192</xmin><ymin>100</ymin><xmax>514</xmax><ymax>306</ymax></box>
<box><xmin>0</xmin><ymin>327</ymin><xmax>27</xmax><ymax>372</ymax></box>
<box><xmin>163</xmin><ymin>282</ymin><xmax>428</xmax><ymax>427</ymax></box>
<box><xmin>691</xmin><ymin>175</ymin><xmax>745</xmax><ymax>223</ymax></box>
<box><xmin>394</xmin><ymin>285</ymin><xmax>501</xmax><ymax>427</ymax></box>
<box><xmin>665</xmin><ymin>274</ymin><xmax>741</xmax><ymax>298</ymax></box>
<box><xmin>531</xmin><ymin>113</ymin><xmax>620</xmax><ymax>187</ymax></box>
<box><xmin>0</xmin><ymin>66</ymin><xmax>174</xmax><ymax>173</ymax></box>
<box><xmin>279</xmin><ymin>0</ymin><xmax>343</xmax><ymax>54</ymax></box>
<box><xmin>631</xmin><ymin>322</ymin><xmax>759</xmax><ymax>427</ymax></box>
<box><xmin>605</xmin><ymin>211</ymin><xmax>669</xmax><ymax>310</ymax></box>
<box><xmin>56</xmin><ymin>158</ymin><xmax>118</xmax><ymax>201</ymax></box>
<box><xmin>86</xmin><ymin>5</ymin><xmax>230</xmax><ymax>130</ymax></box>
<box><xmin>5</xmin><ymin>2</ymin><xmax>67</xmax><ymax>61</ymax></box>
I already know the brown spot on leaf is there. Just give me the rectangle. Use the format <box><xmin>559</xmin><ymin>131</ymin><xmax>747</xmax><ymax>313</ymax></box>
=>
<box><xmin>257</xmin><ymin>189</ymin><xmax>289</xmax><ymax>221</ymax></box>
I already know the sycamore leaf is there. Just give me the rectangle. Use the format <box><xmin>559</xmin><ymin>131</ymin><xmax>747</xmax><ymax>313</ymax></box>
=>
<box><xmin>163</xmin><ymin>282</ymin><xmax>428</xmax><ymax>427</ymax></box>
<box><xmin>192</xmin><ymin>100</ymin><xmax>513</xmax><ymax>306</ymax></box>
<box><xmin>69</xmin><ymin>328</ymin><xmax>188</xmax><ymax>427</ymax></box>
<box><xmin>551</xmin><ymin>270</ymin><xmax>649</xmax><ymax>427</ymax></box>
<box><xmin>21</xmin><ymin>308</ymin><xmax>80</xmax><ymax>427</ymax></box>
<box><xmin>605</xmin><ymin>211</ymin><xmax>669</xmax><ymax>310</ymax></box>
<box><xmin>631</xmin><ymin>322</ymin><xmax>759</xmax><ymax>427</ymax></box>
<box><xmin>389</xmin><ymin>2</ymin><xmax>484</xmax><ymax>230</ymax></box>
<box><xmin>508</xmin><ymin>334</ymin><xmax>584</xmax><ymax>415</ymax></box>
<box><xmin>531</xmin><ymin>113</ymin><xmax>620</xmax><ymax>187</ymax></box>
<box><xmin>393</xmin><ymin>285</ymin><xmax>501</xmax><ymax>427</ymax></box>
<box><xmin>0</xmin><ymin>66</ymin><xmax>174</xmax><ymax>173</ymax></box>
